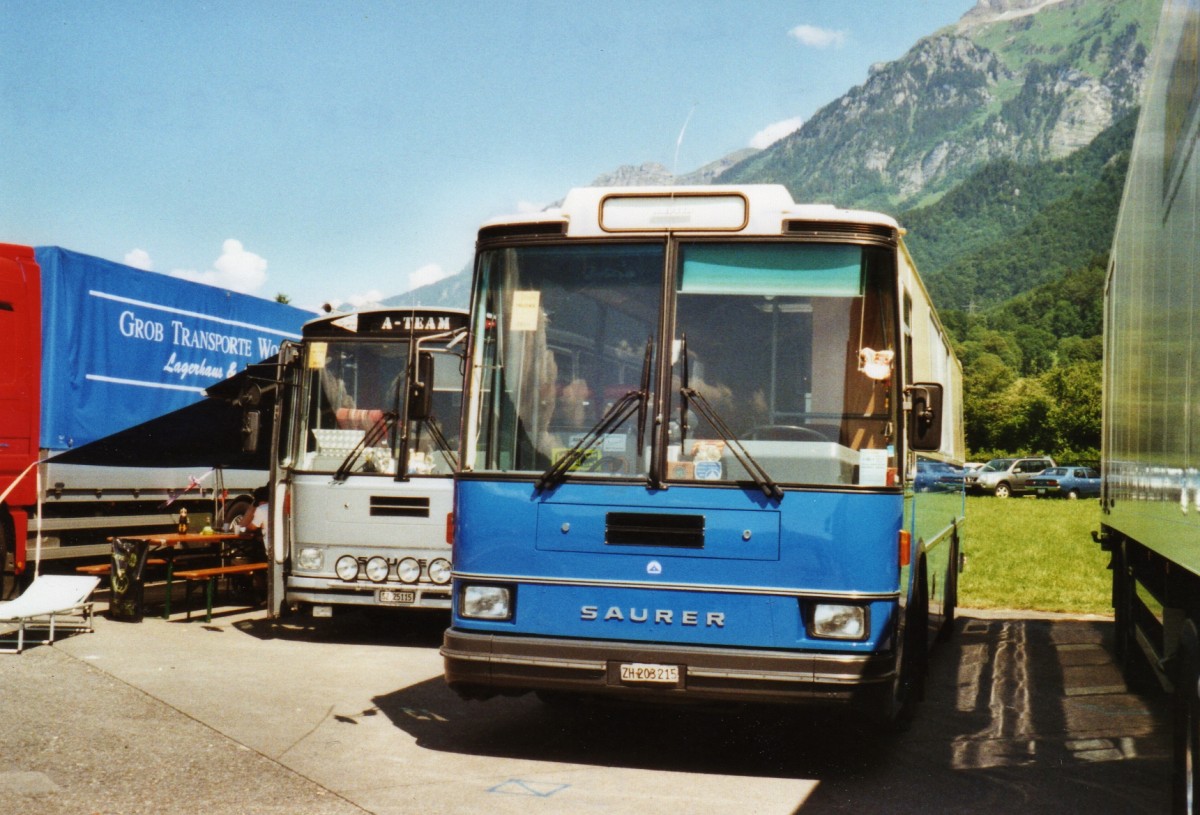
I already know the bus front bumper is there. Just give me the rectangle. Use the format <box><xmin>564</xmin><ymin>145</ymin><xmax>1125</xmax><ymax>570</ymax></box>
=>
<box><xmin>442</xmin><ymin>628</ymin><xmax>896</xmax><ymax>706</ymax></box>
<box><xmin>285</xmin><ymin>576</ymin><xmax>451</xmax><ymax>610</ymax></box>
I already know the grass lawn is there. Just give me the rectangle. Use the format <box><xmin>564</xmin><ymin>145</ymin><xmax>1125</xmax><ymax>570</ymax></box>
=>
<box><xmin>957</xmin><ymin>495</ymin><xmax>1113</xmax><ymax>616</ymax></box>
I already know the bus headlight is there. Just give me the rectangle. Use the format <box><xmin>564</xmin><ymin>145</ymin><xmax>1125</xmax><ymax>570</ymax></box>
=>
<box><xmin>460</xmin><ymin>585</ymin><xmax>512</xmax><ymax>620</ymax></box>
<box><xmin>335</xmin><ymin>555</ymin><xmax>360</xmax><ymax>582</ymax></box>
<box><xmin>296</xmin><ymin>547</ymin><xmax>323</xmax><ymax>571</ymax></box>
<box><xmin>397</xmin><ymin>557</ymin><xmax>421</xmax><ymax>583</ymax></box>
<box><xmin>809</xmin><ymin>603</ymin><xmax>867</xmax><ymax>640</ymax></box>
<box><xmin>428</xmin><ymin>558</ymin><xmax>452</xmax><ymax>585</ymax></box>
<box><xmin>365</xmin><ymin>556</ymin><xmax>390</xmax><ymax>583</ymax></box>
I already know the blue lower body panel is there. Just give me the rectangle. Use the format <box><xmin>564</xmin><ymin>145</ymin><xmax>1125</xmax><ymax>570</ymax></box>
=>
<box><xmin>447</xmin><ymin>479</ymin><xmax>908</xmax><ymax>704</ymax></box>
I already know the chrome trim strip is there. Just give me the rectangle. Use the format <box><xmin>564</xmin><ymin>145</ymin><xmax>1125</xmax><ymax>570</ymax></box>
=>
<box><xmin>441</xmin><ymin>650</ymin><xmax>605</xmax><ymax>671</ymax></box>
<box><xmin>449</xmin><ymin>571</ymin><xmax>898</xmax><ymax>601</ymax></box>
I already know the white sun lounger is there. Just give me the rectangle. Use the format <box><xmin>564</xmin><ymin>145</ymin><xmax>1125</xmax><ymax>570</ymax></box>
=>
<box><xmin>0</xmin><ymin>575</ymin><xmax>101</xmax><ymax>654</ymax></box>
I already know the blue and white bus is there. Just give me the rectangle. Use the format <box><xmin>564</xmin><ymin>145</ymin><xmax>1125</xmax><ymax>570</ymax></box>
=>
<box><xmin>443</xmin><ymin>186</ymin><xmax>964</xmax><ymax>722</ymax></box>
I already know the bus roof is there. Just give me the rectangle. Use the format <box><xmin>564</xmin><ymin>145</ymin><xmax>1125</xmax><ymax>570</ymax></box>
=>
<box><xmin>479</xmin><ymin>185</ymin><xmax>902</xmax><ymax>239</ymax></box>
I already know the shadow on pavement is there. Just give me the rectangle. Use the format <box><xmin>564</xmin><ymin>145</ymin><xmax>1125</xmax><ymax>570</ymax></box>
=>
<box><xmin>369</xmin><ymin>614</ymin><xmax>1172</xmax><ymax>813</ymax></box>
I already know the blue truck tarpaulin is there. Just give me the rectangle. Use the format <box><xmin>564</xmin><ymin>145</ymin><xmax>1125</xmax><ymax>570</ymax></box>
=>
<box><xmin>34</xmin><ymin>247</ymin><xmax>311</xmax><ymax>451</ymax></box>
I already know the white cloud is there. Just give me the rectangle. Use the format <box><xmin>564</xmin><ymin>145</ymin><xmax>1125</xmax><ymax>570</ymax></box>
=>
<box><xmin>169</xmin><ymin>238</ymin><xmax>267</xmax><ymax>294</ymax></box>
<box><xmin>751</xmin><ymin>116</ymin><xmax>804</xmax><ymax>149</ymax></box>
<box><xmin>408</xmin><ymin>262</ymin><xmax>452</xmax><ymax>291</ymax></box>
<box><xmin>345</xmin><ymin>289</ymin><xmax>386</xmax><ymax>310</ymax></box>
<box><xmin>516</xmin><ymin>200</ymin><xmax>546</xmax><ymax>214</ymax></box>
<box><xmin>789</xmin><ymin>24</ymin><xmax>846</xmax><ymax>48</ymax></box>
<box><xmin>124</xmin><ymin>248</ymin><xmax>153</xmax><ymax>270</ymax></box>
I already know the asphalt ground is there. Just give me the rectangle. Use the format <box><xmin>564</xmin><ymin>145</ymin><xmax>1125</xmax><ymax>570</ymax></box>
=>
<box><xmin>0</xmin><ymin>581</ymin><xmax>1173</xmax><ymax>815</ymax></box>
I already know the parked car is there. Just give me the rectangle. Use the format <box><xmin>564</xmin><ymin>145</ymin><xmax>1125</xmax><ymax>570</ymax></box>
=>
<box><xmin>964</xmin><ymin>456</ymin><xmax>1056</xmax><ymax>498</ymax></box>
<box><xmin>1027</xmin><ymin>466</ymin><xmax>1100</xmax><ymax>500</ymax></box>
<box><xmin>914</xmin><ymin>459</ymin><xmax>965</xmax><ymax>492</ymax></box>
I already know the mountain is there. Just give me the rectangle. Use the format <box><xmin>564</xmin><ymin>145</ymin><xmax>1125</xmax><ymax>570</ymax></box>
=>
<box><xmin>381</xmin><ymin>265</ymin><xmax>471</xmax><ymax>310</ymax></box>
<box><xmin>902</xmin><ymin>106</ymin><xmax>1136</xmax><ymax>310</ymax></box>
<box><xmin>718</xmin><ymin>0</ymin><xmax>1157</xmax><ymax>211</ymax></box>
<box><xmin>588</xmin><ymin>148</ymin><xmax>760</xmax><ymax>188</ymax></box>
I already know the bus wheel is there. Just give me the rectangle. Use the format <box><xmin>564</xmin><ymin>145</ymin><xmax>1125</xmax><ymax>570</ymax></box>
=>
<box><xmin>874</xmin><ymin>566</ymin><xmax>929</xmax><ymax>730</ymax></box>
<box><xmin>1173</xmin><ymin>619</ymin><xmax>1200</xmax><ymax>814</ymax></box>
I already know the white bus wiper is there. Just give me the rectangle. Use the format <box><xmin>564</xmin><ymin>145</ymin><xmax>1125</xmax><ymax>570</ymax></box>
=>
<box><xmin>535</xmin><ymin>338</ymin><xmax>653</xmax><ymax>493</ymax></box>
<box><xmin>678</xmin><ymin>333</ymin><xmax>782</xmax><ymax>501</ymax></box>
<box><xmin>334</xmin><ymin>410</ymin><xmax>397</xmax><ymax>482</ymax></box>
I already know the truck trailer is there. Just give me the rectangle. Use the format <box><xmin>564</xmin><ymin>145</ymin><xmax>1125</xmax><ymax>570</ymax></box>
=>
<box><xmin>0</xmin><ymin>244</ymin><xmax>311</xmax><ymax>596</ymax></box>
<box><xmin>1097</xmin><ymin>0</ymin><xmax>1200</xmax><ymax>809</ymax></box>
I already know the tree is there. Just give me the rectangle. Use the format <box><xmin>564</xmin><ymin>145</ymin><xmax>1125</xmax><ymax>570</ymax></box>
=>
<box><xmin>1042</xmin><ymin>360</ymin><xmax>1102</xmax><ymax>459</ymax></box>
<box><xmin>963</xmin><ymin>352</ymin><xmax>1019</xmax><ymax>452</ymax></box>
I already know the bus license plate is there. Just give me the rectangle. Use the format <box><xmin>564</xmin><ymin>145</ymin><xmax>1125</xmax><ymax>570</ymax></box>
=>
<box><xmin>378</xmin><ymin>589</ymin><xmax>416</xmax><ymax>605</ymax></box>
<box><xmin>620</xmin><ymin>663</ymin><xmax>679</xmax><ymax>684</ymax></box>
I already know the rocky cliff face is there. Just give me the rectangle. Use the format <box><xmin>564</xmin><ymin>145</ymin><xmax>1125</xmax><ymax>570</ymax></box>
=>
<box><xmin>719</xmin><ymin>0</ymin><xmax>1156</xmax><ymax>210</ymax></box>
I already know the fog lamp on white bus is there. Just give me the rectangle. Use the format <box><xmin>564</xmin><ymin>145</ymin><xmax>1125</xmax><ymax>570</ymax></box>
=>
<box><xmin>296</xmin><ymin>547</ymin><xmax>324</xmax><ymax>572</ymax></box>
<box><xmin>365</xmin><ymin>556</ymin><xmax>390</xmax><ymax>583</ymax></box>
<box><xmin>397</xmin><ymin>557</ymin><xmax>421</xmax><ymax>583</ymax></box>
<box><xmin>335</xmin><ymin>555</ymin><xmax>360</xmax><ymax>582</ymax></box>
<box><xmin>460</xmin><ymin>585</ymin><xmax>512</xmax><ymax>620</ymax></box>
<box><xmin>428</xmin><ymin>558</ymin><xmax>452</xmax><ymax>585</ymax></box>
<box><xmin>809</xmin><ymin>603</ymin><xmax>867</xmax><ymax>640</ymax></box>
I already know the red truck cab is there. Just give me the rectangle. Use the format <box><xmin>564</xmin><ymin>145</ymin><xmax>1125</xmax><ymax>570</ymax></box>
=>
<box><xmin>0</xmin><ymin>244</ymin><xmax>42</xmax><ymax>582</ymax></box>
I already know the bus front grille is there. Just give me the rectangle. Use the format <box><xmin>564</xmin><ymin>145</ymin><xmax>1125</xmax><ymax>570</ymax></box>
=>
<box><xmin>605</xmin><ymin>512</ymin><xmax>705</xmax><ymax>548</ymax></box>
<box><xmin>370</xmin><ymin>496</ymin><xmax>431</xmax><ymax>517</ymax></box>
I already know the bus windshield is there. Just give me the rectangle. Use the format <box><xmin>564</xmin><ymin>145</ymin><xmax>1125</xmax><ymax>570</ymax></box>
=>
<box><xmin>297</xmin><ymin>340</ymin><xmax>462</xmax><ymax>477</ymax></box>
<box><xmin>468</xmin><ymin>240</ymin><xmax>898</xmax><ymax>488</ymax></box>
<box><xmin>671</xmin><ymin>242</ymin><xmax>897</xmax><ymax>487</ymax></box>
<box><xmin>471</xmin><ymin>243</ymin><xmax>662</xmax><ymax>475</ymax></box>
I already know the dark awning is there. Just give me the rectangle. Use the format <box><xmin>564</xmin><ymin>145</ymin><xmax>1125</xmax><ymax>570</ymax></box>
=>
<box><xmin>47</xmin><ymin>359</ymin><xmax>280</xmax><ymax>470</ymax></box>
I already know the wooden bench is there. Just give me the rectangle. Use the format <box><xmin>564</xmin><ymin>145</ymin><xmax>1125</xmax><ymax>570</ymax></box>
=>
<box><xmin>158</xmin><ymin>552</ymin><xmax>225</xmax><ymax>619</ymax></box>
<box><xmin>171</xmin><ymin>562</ymin><xmax>267</xmax><ymax>622</ymax></box>
<box><xmin>75</xmin><ymin>559</ymin><xmax>168</xmax><ymax>576</ymax></box>
<box><xmin>80</xmin><ymin>554</ymin><xmax>217</xmax><ymax>619</ymax></box>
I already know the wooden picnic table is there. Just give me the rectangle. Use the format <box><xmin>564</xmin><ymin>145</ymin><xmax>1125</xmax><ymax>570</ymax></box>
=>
<box><xmin>110</xmin><ymin>532</ymin><xmax>257</xmax><ymax>619</ymax></box>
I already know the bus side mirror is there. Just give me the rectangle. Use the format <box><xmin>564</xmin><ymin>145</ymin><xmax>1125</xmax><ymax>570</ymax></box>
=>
<box><xmin>242</xmin><ymin>409</ymin><xmax>261</xmax><ymax>453</ymax></box>
<box><xmin>234</xmin><ymin>381</ymin><xmax>264</xmax><ymax>453</ymax></box>
<box><xmin>407</xmin><ymin>351</ymin><xmax>434</xmax><ymax>420</ymax></box>
<box><xmin>907</xmin><ymin>383</ymin><xmax>943</xmax><ymax>452</ymax></box>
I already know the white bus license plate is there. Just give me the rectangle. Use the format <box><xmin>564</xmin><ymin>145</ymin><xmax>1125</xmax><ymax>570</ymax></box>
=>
<box><xmin>620</xmin><ymin>663</ymin><xmax>679</xmax><ymax>684</ymax></box>
<box><xmin>378</xmin><ymin>589</ymin><xmax>416</xmax><ymax>605</ymax></box>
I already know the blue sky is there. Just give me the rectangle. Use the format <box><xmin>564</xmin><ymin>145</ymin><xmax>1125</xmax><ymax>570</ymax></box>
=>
<box><xmin>3</xmin><ymin>0</ymin><xmax>977</xmax><ymax>312</ymax></box>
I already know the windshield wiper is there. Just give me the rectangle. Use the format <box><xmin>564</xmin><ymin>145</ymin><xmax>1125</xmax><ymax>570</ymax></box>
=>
<box><xmin>334</xmin><ymin>410</ymin><xmax>397</xmax><ymax>482</ymax></box>
<box><xmin>678</xmin><ymin>333</ymin><xmax>782</xmax><ymax>501</ymax></box>
<box><xmin>415</xmin><ymin>417</ymin><xmax>459</xmax><ymax>471</ymax></box>
<box><xmin>535</xmin><ymin>337</ymin><xmax>653</xmax><ymax>493</ymax></box>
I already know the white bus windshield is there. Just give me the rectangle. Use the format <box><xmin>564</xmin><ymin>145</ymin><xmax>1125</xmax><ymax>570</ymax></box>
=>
<box><xmin>298</xmin><ymin>340</ymin><xmax>462</xmax><ymax>477</ymax></box>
